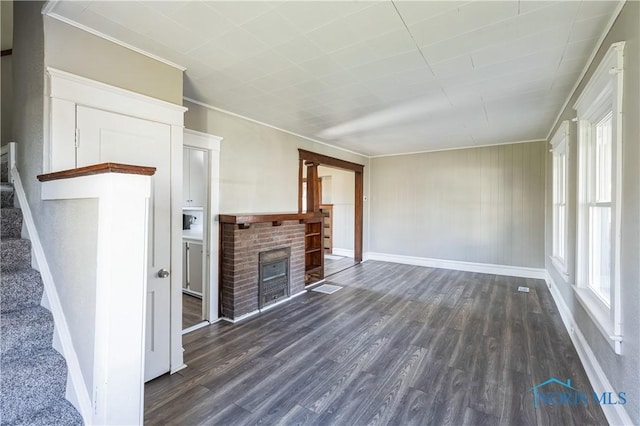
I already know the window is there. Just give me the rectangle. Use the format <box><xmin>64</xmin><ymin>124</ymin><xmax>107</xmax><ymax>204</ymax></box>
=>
<box><xmin>589</xmin><ymin>112</ymin><xmax>613</xmax><ymax>305</ymax></box>
<box><xmin>574</xmin><ymin>42</ymin><xmax>624</xmax><ymax>354</ymax></box>
<box><xmin>550</xmin><ymin>122</ymin><xmax>569</xmax><ymax>278</ymax></box>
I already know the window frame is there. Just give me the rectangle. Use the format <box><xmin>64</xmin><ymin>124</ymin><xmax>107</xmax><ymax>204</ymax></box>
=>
<box><xmin>550</xmin><ymin>121</ymin><xmax>569</xmax><ymax>280</ymax></box>
<box><xmin>574</xmin><ymin>42</ymin><xmax>624</xmax><ymax>354</ymax></box>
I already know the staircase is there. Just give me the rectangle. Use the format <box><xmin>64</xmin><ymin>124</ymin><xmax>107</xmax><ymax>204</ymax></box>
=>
<box><xmin>0</xmin><ymin>162</ymin><xmax>83</xmax><ymax>425</ymax></box>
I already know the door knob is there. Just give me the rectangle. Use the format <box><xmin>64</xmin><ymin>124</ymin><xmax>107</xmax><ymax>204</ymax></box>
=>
<box><xmin>157</xmin><ymin>268</ymin><xmax>170</xmax><ymax>278</ymax></box>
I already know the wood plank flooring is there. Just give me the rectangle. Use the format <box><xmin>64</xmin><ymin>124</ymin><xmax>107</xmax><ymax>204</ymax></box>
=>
<box><xmin>182</xmin><ymin>293</ymin><xmax>203</xmax><ymax>330</ymax></box>
<box><xmin>323</xmin><ymin>255</ymin><xmax>357</xmax><ymax>277</ymax></box>
<box><xmin>146</xmin><ymin>261</ymin><xmax>607</xmax><ymax>425</ymax></box>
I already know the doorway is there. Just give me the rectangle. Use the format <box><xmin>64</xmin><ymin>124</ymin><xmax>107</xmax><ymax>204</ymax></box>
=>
<box><xmin>182</xmin><ymin>146</ymin><xmax>207</xmax><ymax>331</ymax></box>
<box><xmin>318</xmin><ymin>167</ymin><xmax>358</xmax><ymax>277</ymax></box>
<box><xmin>298</xmin><ymin>149</ymin><xmax>364</xmax><ymax>284</ymax></box>
<box><xmin>182</xmin><ymin>129</ymin><xmax>222</xmax><ymax>334</ymax></box>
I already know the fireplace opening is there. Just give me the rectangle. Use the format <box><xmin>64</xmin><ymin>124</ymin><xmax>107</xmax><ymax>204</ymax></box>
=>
<box><xmin>259</xmin><ymin>247</ymin><xmax>291</xmax><ymax>309</ymax></box>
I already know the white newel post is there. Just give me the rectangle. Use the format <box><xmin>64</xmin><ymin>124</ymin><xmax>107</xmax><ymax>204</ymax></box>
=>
<box><xmin>41</xmin><ymin>168</ymin><xmax>152</xmax><ymax>425</ymax></box>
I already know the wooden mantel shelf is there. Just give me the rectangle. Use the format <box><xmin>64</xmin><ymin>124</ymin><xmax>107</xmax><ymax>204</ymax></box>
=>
<box><xmin>37</xmin><ymin>163</ymin><xmax>156</xmax><ymax>182</ymax></box>
<box><xmin>220</xmin><ymin>212</ymin><xmax>321</xmax><ymax>228</ymax></box>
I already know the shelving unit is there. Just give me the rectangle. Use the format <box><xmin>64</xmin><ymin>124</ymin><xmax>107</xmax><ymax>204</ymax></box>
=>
<box><xmin>320</xmin><ymin>204</ymin><xmax>333</xmax><ymax>254</ymax></box>
<box><xmin>304</xmin><ymin>217</ymin><xmax>324</xmax><ymax>283</ymax></box>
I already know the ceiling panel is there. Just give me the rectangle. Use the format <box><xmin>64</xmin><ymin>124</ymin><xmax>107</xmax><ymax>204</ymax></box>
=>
<box><xmin>47</xmin><ymin>0</ymin><xmax>622</xmax><ymax>156</ymax></box>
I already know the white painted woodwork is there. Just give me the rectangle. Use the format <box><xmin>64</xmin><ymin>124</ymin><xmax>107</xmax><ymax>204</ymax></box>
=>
<box><xmin>41</xmin><ymin>172</ymin><xmax>152</xmax><ymax>426</ymax></box>
<box><xmin>75</xmin><ymin>106</ymin><xmax>172</xmax><ymax>381</ymax></box>
<box><xmin>186</xmin><ymin>242</ymin><xmax>203</xmax><ymax>294</ymax></box>
<box><xmin>183</xmin><ymin>129</ymin><xmax>222</xmax><ymax>324</ymax></box>
<box><xmin>47</xmin><ymin>68</ymin><xmax>187</xmax><ymax>387</ymax></box>
<box><xmin>183</xmin><ymin>148</ymin><xmax>206</xmax><ymax>207</ymax></box>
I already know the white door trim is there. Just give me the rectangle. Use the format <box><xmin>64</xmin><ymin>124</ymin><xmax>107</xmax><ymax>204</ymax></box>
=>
<box><xmin>46</xmin><ymin>68</ymin><xmax>186</xmax><ymax>391</ymax></box>
<box><xmin>184</xmin><ymin>129</ymin><xmax>223</xmax><ymax>325</ymax></box>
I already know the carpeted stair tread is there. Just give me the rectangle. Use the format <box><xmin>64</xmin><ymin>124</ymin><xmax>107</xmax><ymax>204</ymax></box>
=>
<box><xmin>12</xmin><ymin>398</ymin><xmax>84</xmax><ymax>426</ymax></box>
<box><xmin>1</xmin><ymin>182</ymin><xmax>14</xmax><ymax>208</ymax></box>
<box><xmin>0</xmin><ymin>167</ymin><xmax>84</xmax><ymax>424</ymax></box>
<box><xmin>1</xmin><ymin>306</ymin><xmax>54</xmax><ymax>358</ymax></box>
<box><xmin>1</xmin><ymin>207</ymin><xmax>23</xmax><ymax>238</ymax></box>
<box><xmin>1</xmin><ymin>349</ymin><xmax>68</xmax><ymax>424</ymax></box>
<box><xmin>1</xmin><ymin>238</ymin><xmax>31</xmax><ymax>271</ymax></box>
<box><xmin>1</xmin><ymin>268</ymin><xmax>44</xmax><ymax>313</ymax></box>
<box><xmin>1</xmin><ymin>161</ymin><xmax>8</xmax><ymax>182</ymax></box>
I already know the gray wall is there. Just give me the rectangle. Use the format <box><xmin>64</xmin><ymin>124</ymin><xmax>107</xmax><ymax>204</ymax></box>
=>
<box><xmin>1</xmin><ymin>0</ymin><xmax>12</xmax><ymax>144</ymax></box>
<box><xmin>545</xmin><ymin>2</ymin><xmax>639</xmax><ymax>422</ymax></box>
<box><xmin>1</xmin><ymin>55</ymin><xmax>12</xmax><ymax>143</ymax></box>
<box><xmin>184</xmin><ymin>100</ymin><xmax>371</xmax><ymax>252</ymax></box>
<box><xmin>318</xmin><ymin>165</ymin><xmax>355</xmax><ymax>252</ymax></box>
<box><xmin>370</xmin><ymin>141</ymin><xmax>546</xmax><ymax>268</ymax></box>
<box><xmin>44</xmin><ymin>17</ymin><xmax>183</xmax><ymax>104</ymax></box>
<box><xmin>13</xmin><ymin>0</ymin><xmax>98</xmax><ymax>398</ymax></box>
<box><xmin>12</xmin><ymin>3</ymin><xmax>184</xmax><ymax>403</ymax></box>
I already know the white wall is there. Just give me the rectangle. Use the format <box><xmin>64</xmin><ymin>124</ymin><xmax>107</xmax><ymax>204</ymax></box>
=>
<box><xmin>318</xmin><ymin>166</ymin><xmax>355</xmax><ymax>253</ymax></box>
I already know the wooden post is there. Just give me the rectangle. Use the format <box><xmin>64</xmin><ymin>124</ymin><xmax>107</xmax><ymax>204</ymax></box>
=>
<box><xmin>354</xmin><ymin>170</ymin><xmax>363</xmax><ymax>262</ymax></box>
<box><xmin>305</xmin><ymin>162</ymin><xmax>320</xmax><ymax>213</ymax></box>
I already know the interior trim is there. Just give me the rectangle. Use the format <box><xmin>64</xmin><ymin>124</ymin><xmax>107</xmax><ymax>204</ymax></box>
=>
<box><xmin>298</xmin><ymin>149</ymin><xmax>364</xmax><ymax>263</ymax></box>
<box><xmin>37</xmin><ymin>162</ymin><xmax>156</xmax><ymax>182</ymax></box>
<box><xmin>367</xmin><ymin>252</ymin><xmax>546</xmax><ymax>279</ymax></box>
<box><xmin>183</xmin><ymin>96</ymin><xmax>370</xmax><ymax>158</ymax></box>
<box><xmin>545</xmin><ymin>271</ymin><xmax>633</xmax><ymax>426</ymax></box>
<box><xmin>545</xmin><ymin>0</ymin><xmax>627</xmax><ymax>141</ymax></box>
<box><xmin>42</xmin><ymin>6</ymin><xmax>186</xmax><ymax>71</ymax></box>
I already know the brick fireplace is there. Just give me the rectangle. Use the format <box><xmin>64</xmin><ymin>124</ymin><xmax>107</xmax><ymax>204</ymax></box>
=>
<box><xmin>219</xmin><ymin>213</ymin><xmax>314</xmax><ymax>320</ymax></box>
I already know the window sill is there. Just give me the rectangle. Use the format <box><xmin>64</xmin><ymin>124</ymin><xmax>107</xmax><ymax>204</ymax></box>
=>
<box><xmin>550</xmin><ymin>256</ymin><xmax>569</xmax><ymax>282</ymax></box>
<box><xmin>574</xmin><ymin>287</ymin><xmax>622</xmax><ymax>354</ymax></box>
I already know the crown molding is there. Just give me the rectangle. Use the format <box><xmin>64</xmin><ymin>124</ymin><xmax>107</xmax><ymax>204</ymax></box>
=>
<box><xmin>42</xmin><ymin>2</ymin><xmax>186</xmax><ymax>72</ymax></box>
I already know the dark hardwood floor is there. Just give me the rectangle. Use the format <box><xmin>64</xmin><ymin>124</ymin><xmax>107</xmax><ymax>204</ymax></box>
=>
<box><xmin>182</xmin><ymin>293</ymin><xmax>203</xmax><ymax>330</ymax></box>
<box><xmin>147</xmin><ymin>261</ymin><xmax>606</xmax><ymax>425</ymax></box>
<box><xmin>323</xmin><ymin>254</ymin><xmax>357</xmax><ymax>277</ymax></box>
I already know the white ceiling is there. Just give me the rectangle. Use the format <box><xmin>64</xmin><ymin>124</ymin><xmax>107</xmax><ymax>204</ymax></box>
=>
<box><xmin>47</xmin><ymin>1</ymin><xmax>620</xmax><ymax>156</ymax></box>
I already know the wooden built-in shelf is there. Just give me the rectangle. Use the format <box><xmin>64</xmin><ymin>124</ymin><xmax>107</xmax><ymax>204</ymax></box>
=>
<box><xmin>37</xmin><ymin>162</ymin><xmax>156</xmax><ymax>182</ymax></box>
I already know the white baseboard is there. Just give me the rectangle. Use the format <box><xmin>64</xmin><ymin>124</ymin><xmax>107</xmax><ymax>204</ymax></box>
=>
<box><xmin>181</xmin><ymin>321</ymin><xmax>210</xmax><ymax>335</ymax></box>
<box><xmin>11</xmin><ymin>169</ymin><xmax>92</xmax><ymax>423</ymax></box>
<box><xmin>366</xmin><ymin>252</ymin><xmax>546</xmax><ymax>279</ymax></box>
<box><xmin>332</xmin><ymin>248</ymin><xmax>354</xmax><ymax>258</ymax></box>
<box><xmin>545</xmin><ymin>272</ymin><xmax>633</xmax><ymax>426</ymax></box>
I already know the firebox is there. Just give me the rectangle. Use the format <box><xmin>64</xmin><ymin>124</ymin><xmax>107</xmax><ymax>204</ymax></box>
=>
<box><xmin>258</xmin><ymin>247</ymin><xmax>291</xmax><ymax>309</ymax></box>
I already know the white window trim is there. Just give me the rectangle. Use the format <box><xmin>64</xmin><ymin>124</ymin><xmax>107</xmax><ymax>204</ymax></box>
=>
<box><xmin>573</xmin><ymin>41</ymin><xmax>624</xmax><ymax>354</ymax></box>
<box><xmin>550</xmin><ymin>121</ymin><xmax>569</xmax><ymax>281</ymax></box>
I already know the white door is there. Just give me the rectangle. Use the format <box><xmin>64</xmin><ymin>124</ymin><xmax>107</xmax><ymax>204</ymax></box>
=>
<box><xmin>76</xmin><ymin>106</ymin><xmax>172</xmax><ymax>382</ymax></box>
